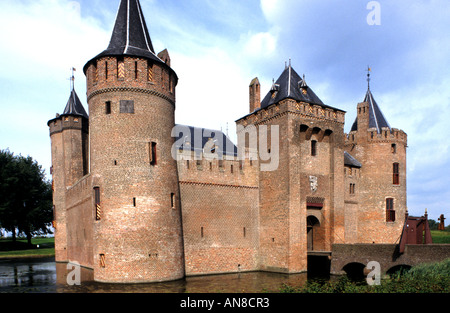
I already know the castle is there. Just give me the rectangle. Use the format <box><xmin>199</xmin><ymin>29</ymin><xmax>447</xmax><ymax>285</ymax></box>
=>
<box><xmin>47</xmin><ymin>0</ymin><xmax>407</xmax><ymax>283</ymax></box>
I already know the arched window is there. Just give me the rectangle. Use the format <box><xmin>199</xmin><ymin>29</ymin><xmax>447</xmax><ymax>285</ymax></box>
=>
<box><xmin>386</xmin><ymin>198</ymin><xmax>395</xmax><ymax>222</ymax></box>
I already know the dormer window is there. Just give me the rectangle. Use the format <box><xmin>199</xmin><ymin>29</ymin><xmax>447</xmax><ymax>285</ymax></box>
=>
<box><xmin>299</xmin><ymin>74</ymin><xmax>308</xmax><ymax>95</ymax></box>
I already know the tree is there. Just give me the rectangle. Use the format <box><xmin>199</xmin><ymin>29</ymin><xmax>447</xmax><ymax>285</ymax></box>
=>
<box><xmin>0</xmin><ymin>149</ymin><xmax>53</xmax><ymax>245</ymax></box>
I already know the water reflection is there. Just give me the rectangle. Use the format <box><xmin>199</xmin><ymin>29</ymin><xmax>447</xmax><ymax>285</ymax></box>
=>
<box><xmin>0</xmin><ymin>258</ymin><xmax>310</xmax><ymax>293</ymax></box>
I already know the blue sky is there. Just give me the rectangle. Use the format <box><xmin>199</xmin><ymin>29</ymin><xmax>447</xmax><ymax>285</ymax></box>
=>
<box><xmin>0</xmin><ymin>0</ymin><xmax>449</xmax><ymax>221</ymax></box>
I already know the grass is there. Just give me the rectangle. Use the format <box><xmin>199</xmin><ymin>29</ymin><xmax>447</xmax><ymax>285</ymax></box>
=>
<box><xmin>279</xmin><ymin>258</ymin><xmax>450</xmax><ymax>293</ymax></box>
<box><xmin>431</xmin><ymin>230</ymin><xmax>450</xmax><ymax>243</ymax></box>
<box><xmin>0</xmin><ymin>237</ymin><xmax>55</xmax><ymax>259</ymax></box>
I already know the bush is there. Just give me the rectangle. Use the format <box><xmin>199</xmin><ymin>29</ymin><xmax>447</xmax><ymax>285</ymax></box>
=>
<box><xmin>279</xmin><ymin>259</ymin><xmax>450</xmax><ymax>293</ymax></box>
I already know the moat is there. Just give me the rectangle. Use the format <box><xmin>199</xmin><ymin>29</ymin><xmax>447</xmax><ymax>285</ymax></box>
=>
<box><xmin>0</xmin><ymin>257</ymin><xmax>331</xmax><ymax>293</ymax></box>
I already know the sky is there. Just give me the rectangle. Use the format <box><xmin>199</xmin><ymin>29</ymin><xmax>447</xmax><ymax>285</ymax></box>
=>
<box><xmin>0</xmin><ymin>0</ymin><xmax>449</xmax><ymax>221</ymax></box>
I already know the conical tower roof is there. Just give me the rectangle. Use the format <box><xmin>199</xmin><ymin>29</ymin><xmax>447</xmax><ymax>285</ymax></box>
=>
<box><xmin>351</xmin><ymin>88</ymin><xmax>391</xmax><ymax>133</ymax></box>
<box><xmin>83</xmin><ymin>0</ymin><xmax>164</xmax><ymax>73</ymax></box>
<box><xmin>62</xmin><ymin>89</ymin><xmax>89</xmax><ymax>119</ymax></box>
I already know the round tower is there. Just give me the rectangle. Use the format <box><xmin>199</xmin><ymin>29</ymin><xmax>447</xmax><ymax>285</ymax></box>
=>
<box><xmin>47</xmin><ymin>87</ymin><xmax>89</xmax><ymax>262</ymax></box>
<box><xmin>346</xmin><ymin>79</ymin><xmax>407</xmax><ymax>243</ymax></box>
<box><xmin>83</xmin><ymin>0</ymin><xmax>184</xmax><ymax>283</ymax></box>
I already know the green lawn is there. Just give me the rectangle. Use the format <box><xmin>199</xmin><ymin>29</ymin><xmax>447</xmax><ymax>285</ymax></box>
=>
<box><xmin>0</xmin><ymin>237</ymin><xmax>55</xmax><ymax>258</ymax></box>
<box><xmin>431</xmin><ymin>230</ymin><xmax>450</xmax><ymax>244</ymax></box>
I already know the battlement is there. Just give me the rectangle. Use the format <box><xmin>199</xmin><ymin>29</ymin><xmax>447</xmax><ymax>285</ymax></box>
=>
<box><xmin>85</xmin><ymin>55</ymin><xmax>176</xmax><ymax>105</ymax></box>
<box><xmin>177</xmin><ymin>149</ymin><xmax>259</xmax><ymax>188</ymax></box>
<box><xmin>237</xmin><ymin>99</ymin><xmax>345</xmax><ymax>128</ymax></box>
<box><xmin>345</xmin><ymin>127</ymin><xmax>407</xmax><ymax>145</ymax></box>
<box><xmin>48</xmin><ymin>114</ymin><xmax>89</xmax><ymax>136</ymax></box>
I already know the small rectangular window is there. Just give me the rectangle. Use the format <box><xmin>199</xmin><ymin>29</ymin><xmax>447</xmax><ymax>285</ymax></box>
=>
<box><xmin>105</xmin><ymin>61</ymin><xmax>108</xmax><ymax>80</ymax></box>
<box><xmin>135</xmin><ymin>61</ymin><xmax>138</xmax><ymax>80</ymax></box>
<box><xmin>99</xmin><ymin>254</ymin><xmax>106</xmax><ymax>268</ymax></box>
<box><xmin>147</xmin><ymin>62</ymin><xmax>153</xmax><ymax>82</ymax></box>
<box><xmin>386</xmin><ymin>198</ymin><xmax>395</xmax><ymax>222</ymax></box>
<box><xmin>94</xmin><ymin>187</ymin><xmax>101</xmax><ymax>221</ymax></box>
<box><xmin>149</xmin><ymin>142</ymin><xmax>157</xmax><ymax>166</ymax></box>
<box><xmin>201</xmin><ymin>227</ymin><xmax>204</xmax><ymax>238</ymax></box>
<box><xmin>171</xmin><ymin>193</ymin><xmax>175</xmax><ymax>209</ymax></box>
<box><xmin>120</xmin><ymin>100</ymin><xmax>134</xmax><ymax>114</ymax></box>
<box><xmin>105</xmin><ymin>101</ymin><xmax>111</xmax><ymax>114</ymax></box>
<box><xmin>133</xmin><ymin>197</ymin><xmax>136</xmax><ymax>207</ymax></box>
<box><xmin>391</xmin><ymin>144</ymin><xmax>397</xmax><ymax>154</ymax></box>
<box><xmin>311</xmin><ymin>140</ymin><xmax>317</xmax><ymax>156</ymax></box>
<box><xmin>93</xmin><ymin>63</ymin><xmax>99</xmax><ymax>83</ymax></box>
<box><xmin>393</xmin><ymin>163</ymin><xmax>400</xmax><ymax>185</ymax></box>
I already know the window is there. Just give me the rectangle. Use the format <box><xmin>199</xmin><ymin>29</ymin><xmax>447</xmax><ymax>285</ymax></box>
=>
<box><xmin>393</xmin><ymin>163</ymin><xmax>400</xmax><ymax>185</ymax></box>
<box><xmin>201</xmin><ymin>227</ymin><xmax>204</xmax><ymax>238</ymax></box>
<box><xmin>147</xmin><ymin>63</ymin><xmax>153</xmax><ymax>82</ymax></box>
<box><xmin>133</xmin><ymin>197</ymin><xmax>136</xmax><ymax>207</ymax></box>
<box><xmin>93</xmin><ymin>63</ymin><xmax>99</xmax><ymax>83</ymax></box>
<box><xmin>171</xmin><ymin>193</ymin><xmax>175</xmax><ymax>209</ymax></box>
<box><xmin>149</xmin><ymin>142</ymin><xmax>157</xmax><ymax>166</ymax></box>
<box><xmin>117</xmin><ymin>57</ymin><xmax>125</xmax><ymax>79</ymax></box>
<box><xmin>311</xmin><ymin>140</ymin><xmax>317</xmax><ymax>156</ymax></box>
<box><xmin>391</xmin><ymin>143</ymin><xmax>397</xmax><ymax>154</ymax></box>
<box><xmin>99</xmin><ymin>254</ymin><xmax>106</xmax><ymax>268</ymax></box>
<box><xmin>349</xmin><ymin>183</ymin><xmax>356</xmax><ymax>194</ymax></box>
<box><xmin>120</xmin><ymin>100</ymin><xmax>134</xmax><ymax>113</ymax></box>
<box><xmin>105</xmin><ymin>101</ymin><xmax>111</xmax><ymax>114</ymax></box>
<box><xmin>94</xmin><ymin>187</ymin><xmax>101</xmax><ymax>221</ymax></box>
<box><xmin>105</xmin><ymin>61</ymin><xmax>108</xmax><ymax>80</ymax></box>
<box><xmin>386</xmin><ymin>198</ymin><xmax>395</xmax><ymax>222</ymax></box>
<box><xmin>134</xmin><ymin>61</ymin><xmax>138</xmax><ymax>80</ymax></box>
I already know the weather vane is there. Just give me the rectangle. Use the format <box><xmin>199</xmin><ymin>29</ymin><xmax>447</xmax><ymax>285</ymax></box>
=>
<box><xmin>69</xmin><ymin>67</ymin><xmax>76</xmax><ymax>91</ymax></box>
<box><xmin>367</xmin><ymin>66</ymin><xmax>371</xmax><ymax>90</ymax></box>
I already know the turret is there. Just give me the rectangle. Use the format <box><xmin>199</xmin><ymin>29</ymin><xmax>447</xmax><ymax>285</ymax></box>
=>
<box><xmin>47</xmin><ymin>85</ymin><xmax>89</xmax><ymax>262</ymax></box>
<box><xmin>83</xmin><ymin>0</ymin><xmax>184</xmax><ymax>283</ymax></box>
<box><xmin>345</xmin><ymin>71</ymin><xmax>407</xmax><ymax>243</ymax></box>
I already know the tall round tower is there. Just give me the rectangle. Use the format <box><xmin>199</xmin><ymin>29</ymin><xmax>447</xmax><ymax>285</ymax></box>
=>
<box><xmin>83</xmin><ymin>0</ymin><xmax>184</xmax><ymax>283</ymax></box>
<box><xmin>346</xmin><ymin>75</ymin><xmax>407</xmax><ymax>244</ymax></box>
<box><xmin>47</xmin><ymin>86</ymin><xmax>89</xmax><ymax>262</ymax></box>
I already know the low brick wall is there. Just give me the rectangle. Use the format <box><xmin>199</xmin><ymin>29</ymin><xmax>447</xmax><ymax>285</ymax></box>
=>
<box><xmin>331</xmin><ymin>243</ymin><xmax>450</xmax><ymax>275</ymax></box>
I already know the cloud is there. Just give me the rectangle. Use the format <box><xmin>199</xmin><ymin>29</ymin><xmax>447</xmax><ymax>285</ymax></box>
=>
<box><xmin>242</xmin><ymin>31</ymin><xmax>278</xmax><ymax>59</ymax></box>
<box><xmin>0</xmin><ymin>0</ymin><xmax>110</xmax><ymax>175</ymax></box>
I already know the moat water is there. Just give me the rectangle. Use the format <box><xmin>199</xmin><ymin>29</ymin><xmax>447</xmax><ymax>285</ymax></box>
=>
<box><xmin>0</xmin><ymin>257</ymin><xmax>329</xmax><ymax>293</ymax></box>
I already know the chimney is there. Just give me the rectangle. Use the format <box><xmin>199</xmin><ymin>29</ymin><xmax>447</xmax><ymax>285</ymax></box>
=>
<box><xmin>249</xmin><ymin>77</ymin><xmax>261</xmax><ymax>113</ymax></box>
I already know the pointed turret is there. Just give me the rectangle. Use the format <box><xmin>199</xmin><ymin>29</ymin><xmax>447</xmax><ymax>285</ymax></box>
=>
<box><xmin>62</xmin><ymin>89</ymin><xmax>89</xmax><ymax>119</ymax></box>
<box><xmin>351</xmin><ymin>73</ymin><xmax>390</xmax><ymax>134</ymax></box>
<box><xmin>83</xmin><ymin>0</ymin><xmax>166</xmax><ymax>73</ymax></box>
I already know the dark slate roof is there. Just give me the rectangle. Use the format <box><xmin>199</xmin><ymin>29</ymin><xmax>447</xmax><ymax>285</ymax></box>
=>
<box><xmin>173</xmin><ymin>125</ymin><xmax>238</xmax><ymax>157</ymax></box>
<box><xmin>351</xmin><ymin>88</ymin><xmax>391</xmax><ymax>133</ymax></box>
<box><xmin>62</xmin><ymin>89</ymin><xmax>89</xmax><ymax>119</ymax></box>
<box><xmin>260</xmin><ymin>65</ymin><xmax>343</xmax><ymax>112</ymax></box>
<box><xmin>83</xmin><ymin>0</ymin><xmax>165</xmax><ymax>73</ymax></box>
<box><xmin>344</xmin><ymin>151</ymin><xmax>362</xmax><ymax>168</ymax></box>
